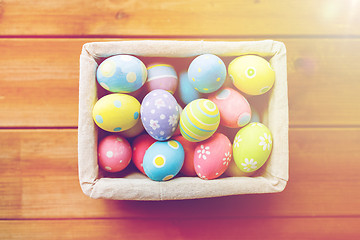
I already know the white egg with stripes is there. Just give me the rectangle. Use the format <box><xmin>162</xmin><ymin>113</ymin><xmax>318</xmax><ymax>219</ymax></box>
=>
<box><xmin>179</xmin><ymin>99</ymin><xmax>220</xmax><ymax>142</ymax></box>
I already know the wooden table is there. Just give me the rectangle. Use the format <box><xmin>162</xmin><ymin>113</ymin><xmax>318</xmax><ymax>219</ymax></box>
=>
<box><xmin>1</xmin><ymin>0</ymin><xmax>360</xmax><ymax>239</ymax></box>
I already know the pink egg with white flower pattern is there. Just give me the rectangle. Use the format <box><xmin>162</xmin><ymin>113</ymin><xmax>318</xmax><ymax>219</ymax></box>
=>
<box><xmin>132</xmin><ymin>134</ymin><xmax>156</xmax><ymax>174</ymax></box>
<box><xmin>98</xmin><ymin>135</ymin><xmax>132</xmax><ymax>173</ymax></box>
<box><xmin>208</xmin><ymin>87</ymin><xmax>251</xmax><ymax>128</ymax></box>
<box><xmin>194</xmin><ymin>133</ymin><xmax>232</xmax><ymax>180</ymax></box>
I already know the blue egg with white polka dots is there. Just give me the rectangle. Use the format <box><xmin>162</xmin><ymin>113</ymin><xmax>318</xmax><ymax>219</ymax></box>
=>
<box><xmin>143</xmin><ymin>140</ymin><xmax>184</xmax><ymax>181</ymax></box>
<box><xmin>188</xmin><ymin>54</ymin><xmax>226</xmax><ymax>93</ymax></box>
<box><xmin>96</xmin><ymin>55</ymin><xmax>147</xmax><ymax>93</ymax></box>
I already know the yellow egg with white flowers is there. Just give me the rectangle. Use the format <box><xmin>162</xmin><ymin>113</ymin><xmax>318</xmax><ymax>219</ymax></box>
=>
<box><xmin>228</xmin><ymin>55</ymin><xmax>275</xmax><ymax>95</ymax></box>
<box><xmin>93</xmin><ymin>93</ymin><xmax>140</xmax><ymax>132</ymax></box>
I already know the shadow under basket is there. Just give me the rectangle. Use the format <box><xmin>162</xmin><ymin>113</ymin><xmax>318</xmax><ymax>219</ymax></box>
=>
<box><xmin>78</xmin><ymin>40</ymin><xmax>289</xmax><ymax>200</ymax></box>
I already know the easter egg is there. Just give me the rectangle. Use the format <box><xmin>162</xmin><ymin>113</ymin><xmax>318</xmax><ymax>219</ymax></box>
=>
<box><xmin>172</xmin><ymin>104</ymin><xmax>183</xmax><ymax>137</ymax></box>
<box><xmin>209</xmin><ymin>88</ymin><xmax>251</xmax><ymax>128</ymax></box>
<box><xmin>188</xmin><ymin>54</ymin><xmax>226</xmax><ymax>93</ymax></box>
<box><xmin>143</xmin><ymin>140</ymin><xmax>184</xmax><ymax>181</ymax></box>
<box><xmin>250</xmin><ymin>105</ymin><xmax>261</xmax><ymax>123</ymax></box>
<box><xmin>98</xmin><ymin>135</ymin><xmax>132</xmax><ymax>172</ymax></box>
<box><xmin>119</xmin><ymin>118</ymin><xmax>144</xmax><ymax>138</ymax></box>
<box><xmin>140</xmin><ymin>89</ymin><xmax>180</xmax><ymax>141</ymax></box>
<box><xmin>93</xmin><ymin>93</ymin><xmax>140</xmax><ymax>132</ymax></box>
<box><xmin>145</xmin><ymin>64</ymin><xmax>178</xmax><ymax>94</ymax></box>
<box><xmin>96</xmin><ymin>55</ymin><xmax>147</xmax><ymax>93</ymax></box>
<box><xmin>132</xmin><ymin>134</ymin><xmax>156</xmax><ymax>174</ymax></box>
<box><xmin>173</xmin><ymin>135</ymin><xmax>196</xmax><ymax>176</ymax></box>
<box><xmin>228</xmin><ymin>55</ymin><xmax>275</xmax><ymax>95</ymax></box>
<box><xmin>194</xmin><ymin>133</ymin><xmax>232</xmax><ymax>180</ymax></box>
<box><xmin>178</xmin><ymin>71</ymin><xmax>202</xmax><ymax>105</ymax></box>
<box><xmin>233</xmin><ymin>122</ymin><xmax>273</xmax><ymax>173</ymax></box>
<box><xmin>179</xmin><ymin>99</ymin><xmax>220</xmax><ymax>142</ymax></box>
<box><xmin>225</xmin><ymin>158</ymin><xmax>254</xmax><ymax>177</ymax></box>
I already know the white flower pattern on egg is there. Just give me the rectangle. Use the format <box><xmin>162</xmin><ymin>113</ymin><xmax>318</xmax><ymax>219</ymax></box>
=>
<box><xmin>149</xmin><ymin>119</ymin><xmax>160</xmax><ymax>130</ymax></box>
<box><xmin>241</xmin><ymin>158</ymin><xmax>257</xmax><ymax>172</ymax></box>
<box><xmin>197</xmin><ymin>145</ymin><xmax>210</xmax><ymax>160</ymax></box>
<box><xmin>251</xmin><ymin>122</ymin><xmax>263</xmax><ymax>127</ymax></box>
<box><xmin>197</xmin><ymin>172</ymin><xmax>207</xmax><ymax>180</ymax></box>
<box><xmin>222</xmin><ymin>152</ymin><xmax>231</xmax><ymax>166</ymax></box>
<box><xmin>154</xmin><ymin>98</ymin><xmax>165</xmax><ymax>109</ymax></box>
<box><xmin>234</xmin><ymin>135</ymin><xmax>242</xmax><ymax>148</ymax></box>
<box><xmin>259</xmin><ymin>133</ymin><xmax>272</xmax><ymax>151</ymax></box>
<box><xmin>168</xmin><ymin>114</ymin><xmax>178</xmax><ymax>127</ymax></box>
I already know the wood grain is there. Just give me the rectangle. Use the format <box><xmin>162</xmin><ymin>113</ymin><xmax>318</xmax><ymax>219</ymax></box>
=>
<box><xmin>1</xmin><ymin>0</ymin><xmax>360</xmax><ymax>238</ymax></box>
<box><xmin>0</xmin><ymin>39</ymin><xmax>81</xmax><ymax>127</ymax></box>
<box><xmin>1</xmin><ymin>128</ymin><xmax>359</xmax><ymax>219</ymax></box>
<box><xmin>1</xmin><ymin>38</ymin><xmax>360</xmax><ymax>127</ymax></box>
<box><xmin>1</xmin><ymin>218</ymin><xmax>360</xmax><ymax>240</ymax></box>
<box><xmin>0</xmin><ymin>0</ymin><xmax>359</xmax><ymax>36</ymax></box>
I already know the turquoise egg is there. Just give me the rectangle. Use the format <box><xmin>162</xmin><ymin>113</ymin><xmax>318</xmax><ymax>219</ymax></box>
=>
<box><xmin>188</xmin><ymin>54</ymin><xmax>226</xmax><ymax>93</ymax></box>
<box><xmin>143</xmin><ymin>140</ymin><xmax>184</xmax><ymax>181</ymax></box>
<box><xmin>96</xmin><ymin>55</ymin><xmax>147</xmax><ymax>93</ymax></box>
<box><xmin>250</xmin><ymin>106</ymin><xmax>261</xmax><ymax>123</ymax></box>
<box><xmin>178</xmin><ymin>71</ymin><xmax>202</xmax><ymax>105</ymax></box>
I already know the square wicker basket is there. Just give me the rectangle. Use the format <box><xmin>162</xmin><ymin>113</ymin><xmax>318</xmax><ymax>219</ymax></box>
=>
<box><xmin>78</xmin><ymin>40</ymin><xmax>288</xmax><ymax>200</ymax></box>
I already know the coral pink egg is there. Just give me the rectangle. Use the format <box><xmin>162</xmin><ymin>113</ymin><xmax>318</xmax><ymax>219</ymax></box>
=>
<box><xmin>173</xmin><ymin>135</ymin><xmax>196</xmax><ymax>176</ymax></box>
<box><xmin>209</xmin><ymin>87</ymin><xmax>251</xmax><ymax>128</ymax></box>
<box><xmin>132</xmin><ymin>134</ymin><xmax>156</xmax><ymax>174</ymax></box>
<box><xmin>173</xmin><ymin>125</ymin><xmax>181</xmax><ymax>136</ymax></box>
<box><xmin>98</xmin><ymin>135</ymin><xmax>132</xmax><ymax>173</ymax></box>
<box><xmin>194</xmin><ymin>133</ymin><xmax>232</xmax><ymax>180</ymax></box>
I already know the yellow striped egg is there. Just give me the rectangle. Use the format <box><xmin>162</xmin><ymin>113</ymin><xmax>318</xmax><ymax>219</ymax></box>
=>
<box><xmin>93</xmin><ymin>93</ymin><xmax>140</xmax><ymax>132</ymax></box>
<box><xmin>179</xmin><ymin>99</ymin><xmax>220</xmax><ymax>142</ymax></box>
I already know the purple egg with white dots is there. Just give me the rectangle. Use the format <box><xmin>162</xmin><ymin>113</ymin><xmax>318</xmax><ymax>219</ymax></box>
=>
<box><xmin>96</xmin><ymin>55</ymin><xmax>147</xmax><ymax>93</ymax></box>
<box><xmin>141</xmin><ymin>89</ymin><xmax>180</xmax><ymax>141</ymax></box>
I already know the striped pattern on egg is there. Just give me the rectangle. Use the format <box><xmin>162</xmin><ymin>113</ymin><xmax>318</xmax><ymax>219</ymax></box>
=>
<box><xmin>145</xmin><ymin>64</ymin><xmax>178</xmax><ymax>94</ymax></box>
<box><xmin>179</xmin><ymin>99</ymin><xmax>220</xmax><ymax>142</ymax></box>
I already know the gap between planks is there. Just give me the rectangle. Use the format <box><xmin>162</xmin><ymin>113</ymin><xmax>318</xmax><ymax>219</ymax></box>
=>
<box><xmin>1</xmin><ymin>35</ymin><xmax>360</xmax><ymax>39</ymax></box>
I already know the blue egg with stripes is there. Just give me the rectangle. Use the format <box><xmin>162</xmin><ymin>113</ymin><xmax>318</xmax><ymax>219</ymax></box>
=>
<box><xmin>97</xmin><ymin>55</ymin><xmax>147</xmax><ymax>93</ymax></box>
<box><xmin>188</xmin><ymin>54</ymin><xmax>226</xmax><ymax>93</ymax></box>
<box><xmin>179</xmin><ymin>99</ymin><xmax>220</xmax><ymax>142</ymax></box>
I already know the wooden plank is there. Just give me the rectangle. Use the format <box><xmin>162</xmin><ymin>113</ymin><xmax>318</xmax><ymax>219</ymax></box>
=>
<box><xmin>0</xmin><ymin>39</ymin><xmax>81</xmax><ymax>127</ymax></box>
<box><xmin>0</xmin><ymin>128</ymin><xmax>359</xmax><ymax>219</ymax></box>
<box><xmin>1</xmin><ymin>218</ymin><xmax>360</xmax><ymax>240</ymax></box>
<box><xmin>286</xmin><ymin>39</ymin><xmax>360</xmax><ymax>126</ymax></box>
<box><xmin>1</xmin><ymin>38</ymin><xmax>360</xmax><ymax>127</ymax></box>
<box><xmin>0</xmin><ymin>0</ymin><xmax>359</xmax><ymax>36</ymax></box>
